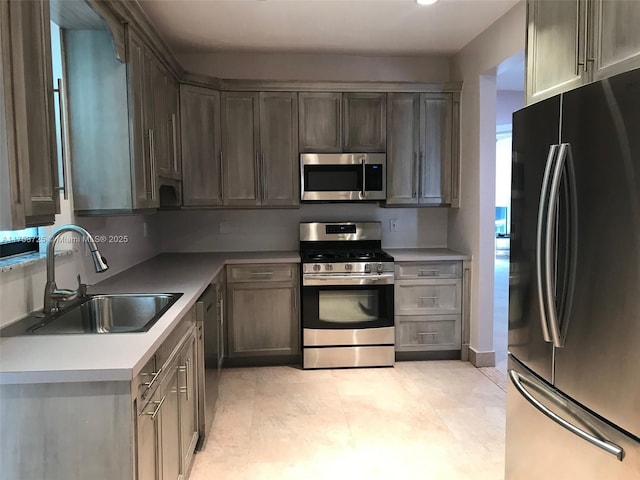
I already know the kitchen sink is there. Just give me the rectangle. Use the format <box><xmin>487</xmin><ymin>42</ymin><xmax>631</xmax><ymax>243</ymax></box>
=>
<box><xmin>0</xmin><ymin>293</ymin><xmax>182</xmax><ymax>336</ymax></box>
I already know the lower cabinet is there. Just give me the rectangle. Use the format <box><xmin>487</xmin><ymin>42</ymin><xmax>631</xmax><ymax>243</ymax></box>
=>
<box><xmin>136</xmin><ymin>310</ymin><xmax>198</xmax><ymax>480</ymax></box>
<box><xmin>395</xmin><ymin>261</ymin><xmax>463</xmax><ymax>353</ymax></box>
<box><xmin>226</xmin><ymin>263</ymin><xmax>300</xmax><ymax>359</ymax></box>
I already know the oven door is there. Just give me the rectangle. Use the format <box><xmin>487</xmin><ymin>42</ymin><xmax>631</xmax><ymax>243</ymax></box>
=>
<box><xmin>302</xmin><ymin>282</ymin><xmax>394</xmax><ymax>331</ymax></box>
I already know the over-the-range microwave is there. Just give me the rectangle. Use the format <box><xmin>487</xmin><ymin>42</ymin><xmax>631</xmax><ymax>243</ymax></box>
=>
<box><xmin>300</xmin><ymin>153</ymin><xmax>386</xmax><ymax>202</ymax></box>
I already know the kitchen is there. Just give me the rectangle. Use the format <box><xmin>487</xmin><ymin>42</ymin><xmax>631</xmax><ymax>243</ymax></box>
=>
<box><xmin>1</xmin><ymin>1</ymin><xmax>639</xmax><ymax>479</ymax></box>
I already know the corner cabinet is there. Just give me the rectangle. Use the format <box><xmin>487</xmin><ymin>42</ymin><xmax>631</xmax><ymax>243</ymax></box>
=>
<box><xmin>220</xmin><ymin>92</ymin><xmax>299</xmax><ymax>208</ymax></box>
<box><xmin>0</xmin><ymin>0</ymin><xmax>59</xmax><ymax>229</ymax></box>
<box><xmin>226</xmin><ymin>263</ymin><xmax>300</xmax><ymax>360</ymax></box>
<box><xmin>386</xmin><ymin>92</ymin><xmax>460</xmax><ymax>207</ymax></box>
<box><xmin>395</xmin><ymin>261</ymin><xmax>463</xmax><ymax>354</ymax></box>
<box><xmin>526</xmin><ymin>0</ymin><xmax>640</xmax><ymax>104</ymax></box>
<box><xmin>65</xmin><ymin>20</ymin><xmax>180</xmax><ymax>214</ymax></box>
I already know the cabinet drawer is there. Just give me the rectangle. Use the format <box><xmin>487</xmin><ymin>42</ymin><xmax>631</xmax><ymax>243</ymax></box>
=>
<box><xmin>395</xmin><ymin>316</ymin><xmax>461</xmax><ymax>351</ymax></box>
<box><xmin>227</xmin><ymin>263</ymin><xmax>296</xmax><ymax>283</ymax></box>
<box><xmin>395</xmin><ymin>279</ymin><xmax>461</xmax><ymax>316</ymax></box>
<box><xmin>395</xmin><ymin>261</ymin><xmax>461</xmax><ymax>279</ymax></box>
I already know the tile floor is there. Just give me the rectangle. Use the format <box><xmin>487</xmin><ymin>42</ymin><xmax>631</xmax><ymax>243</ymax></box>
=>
<box><xmin>190</xmin><ymin>361</ymin><xmax>506</xmax><ymax>480</ymax></box>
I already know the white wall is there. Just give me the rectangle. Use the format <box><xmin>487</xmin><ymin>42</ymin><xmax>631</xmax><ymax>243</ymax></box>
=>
<box><xmin>179</xmin><ymin>51</ymin><xmax>450</xmax><ymax>82</ymax></box>
<box><xmin>448</xmin><ymin>1</ymin><xmax>526</xmax><ymax>363</ymax></box>
<box><xmin>158</xmin><ymin>205</ymin><xmax>448</xmax><ymax>253</ymax></box>
<box><xmin>496</xmin><ymin>89</ymin><xmax>525</xmax><ymax>127</ymax></box>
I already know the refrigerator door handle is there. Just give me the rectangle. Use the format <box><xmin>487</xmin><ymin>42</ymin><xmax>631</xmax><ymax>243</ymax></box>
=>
<box><xmin>545</xmin><ymin>143</ymin><xmax>577</xmax><ymax>348</ymax></box>
<box><xmin>536</xmin><ymin>144</ymin><xmax>559</xmax><ymax>343</ymax></box>
<box><xmin>509</xmin><ymin>369</ymin><xmax>624</xmax><ymax>461</ymax></box>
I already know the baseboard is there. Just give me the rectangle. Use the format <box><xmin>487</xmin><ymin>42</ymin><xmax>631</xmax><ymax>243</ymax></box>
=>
<box><xmin>469</xmin><ymin>347</ymin><xmax>496</xmax><ymax>367</ymax></box>
<box><xmin>395</xmin><ymin>350</ymin><xmax>461</xmax><ymax>362</ymax></box>
<box><xmin>460</xmin><ymin>344</ymin><xmax>470</xmax><ymax>362</ymax></box>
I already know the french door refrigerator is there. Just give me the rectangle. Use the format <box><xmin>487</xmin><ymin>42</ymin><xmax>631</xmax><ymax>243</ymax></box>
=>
<box><xmin>507</xmin><ymin>67</ymin><xmax>640</xmax><ymax>479</ymax></box>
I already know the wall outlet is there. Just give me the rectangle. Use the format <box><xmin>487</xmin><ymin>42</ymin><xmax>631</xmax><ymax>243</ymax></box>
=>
<box><xmin>390</xmin><ymin>218</ymin><xmax>398</xmax><ymax>232</ymax></box>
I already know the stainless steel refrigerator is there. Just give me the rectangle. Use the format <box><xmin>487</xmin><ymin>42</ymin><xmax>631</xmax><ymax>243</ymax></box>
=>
<box><xmin>506</xmin><ymin>67</ymin><xmax>640</xmax><ymax>479</ymax></box>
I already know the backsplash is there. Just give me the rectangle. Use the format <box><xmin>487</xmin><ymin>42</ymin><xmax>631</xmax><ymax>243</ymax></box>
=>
<box><xmin>157</xmin><ymin>204</ymin><xmax>448</xmax><ymax>252</ymax></box>
<box><xmin>0</xmin><ymin>215</ymin><xmax>158</xmax><ymax>328</ymax></box>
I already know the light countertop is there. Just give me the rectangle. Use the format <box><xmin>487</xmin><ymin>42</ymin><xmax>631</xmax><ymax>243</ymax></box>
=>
<box><xmin>0</xmin><ymin>251</ymin><xmax>299</xmax><ymax>385</ymax></box>
<box><xmin>385</xmin><ymin>248</ymin><xmax>471</xmax><ymax>262</ymax></box>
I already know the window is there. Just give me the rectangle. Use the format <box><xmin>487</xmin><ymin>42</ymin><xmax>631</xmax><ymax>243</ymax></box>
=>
<box><xmin>0</xmin><ymin>227</ymin><xmax>39</xmax><ymax>259</ymax></box>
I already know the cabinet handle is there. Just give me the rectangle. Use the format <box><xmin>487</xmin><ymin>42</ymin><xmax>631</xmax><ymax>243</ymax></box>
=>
<box><xmin>171</xmin><ymin>112</ymin><xmax>178</xmax><ymax>174</ymax></box>
<box><xmin>178</xmin><ymin>358</ymin><xmax>190</xmax><ymax>400</ymax></box>
<box><xmin>360</xmin><ymin>157</ymin><xmax>366</xmax><ymax>199</ymax></box>
<box><xmin>142</xmin><ymin>395</ymin><xmax>166</xmax><ymax>421</ymax></box>
<box><xmin>140</xmin><ymin>367</ymin><xmax>162</xmax><ymax>399</ymax></box>
<box><xmin>575</xmin><ymin>0</ymin><xmax>583</xmax><ymax>74</ymax></box>
<box><xmin>148</xmin><ymin>128</ymin><xmax>157</xmax><ymax>200</ymax></box>
<box><xmin>417</xmin><ymin>332</ymin><xmax>438</xmax><ymax>336</ymax></box>
<box><xmin>293</xmin><ymin>285</ymin><xmax>298</xmax><ymax>314</ymax></box>
<box><xmin>261</xmin><ymin>151</ymin><xmax>267</xmax><ymax>201</ymax></box>
<box><xmin>54</xmin><ymin>78</ymin><xmax>69</xmax><ymax>200</ymax></box>
<box><xmin>418</xmin><ymin>150</ymin><xmax>423</xmax><ymax>199</ymax></box>
<box><xmin>584</xmin><ymin>0</ymin><xmax>594</xmax><ymax>69</ymax></box>
<box><xmin>418</xmin><ymin>269</ymin><xmax>438</xmax><ymax>277</ymax></box>
<box><xmin>219</xmin><ymin>150</ymin><xmax>224</xmax><ymax>201</ymax></box>
<box><xmin>255</xmin><ymin>150</ymin><xmax>260</xmax><ymax>202</ymax></box>
<box><xmin>412</xmin><ymin>152</ymin><xmax>418</xmax><ymax>198</ymax></box>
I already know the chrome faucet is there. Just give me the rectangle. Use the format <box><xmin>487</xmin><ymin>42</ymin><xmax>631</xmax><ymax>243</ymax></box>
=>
<box><xmin>43</xmin><ymin>225</ymin><xmax>109</xmax><ymax>314</ymax></box>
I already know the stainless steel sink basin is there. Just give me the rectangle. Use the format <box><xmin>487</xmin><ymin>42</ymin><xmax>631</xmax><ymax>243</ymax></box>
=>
<box><xmin>0</xmin><ymin>293</ymin><xmax>182</xmax><ymax>336</ymax></box>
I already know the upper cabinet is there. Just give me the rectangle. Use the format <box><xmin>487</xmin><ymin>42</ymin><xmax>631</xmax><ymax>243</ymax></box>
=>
<box><xmin>526</xmin><ymin>0</ymin><xmax>640</xmax><ymax>104</ymax></box>
<box><xmin>180</xmin><ymin>85</ymin><xmax>222</xmax><ymax>207</ymax></box>
<box><xmin>221</xmin><ymin>91</ymin><xmax>299</xmax><ymax>208</ymax></box>
<box><xmin>0</xmin><ymin>0</ymin><xmax>59</xmax><ymax>229</ymax></box>
<box><xmin>343</xmin><ymin>93</ymin><xmax>386</xmax><ymax>152</ymax></box>
<box><xmin>64</xmin><ymin>2</ymin><xmax>181</xmax><ymax>214</ymax></box>
<box><xmin>386</xmin><ymin>92</ymin><xmax>460</xmax><ymax>207</ymax></box>
<box><xmin>298</xmin><ymin>91</ymin><xmax>386</xmax><ymax>153</ymax></box>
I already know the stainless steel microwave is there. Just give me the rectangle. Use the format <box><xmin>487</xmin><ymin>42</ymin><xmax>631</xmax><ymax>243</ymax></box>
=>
<box><xmin>300</xmin><ymin>153</ymin><xmax>386</xmax><ymax>202</ymax></box>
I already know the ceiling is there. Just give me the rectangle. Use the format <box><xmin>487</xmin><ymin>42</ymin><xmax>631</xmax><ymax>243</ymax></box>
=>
<box><xmin>139</xmin><ymin>0</ymin><xmax>520</xmax><ymax>56</ymax></box>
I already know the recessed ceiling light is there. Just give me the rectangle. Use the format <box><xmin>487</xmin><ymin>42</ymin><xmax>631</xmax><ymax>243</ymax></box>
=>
<box><xmin>416</xmin><ymin>0</ymin><xmax>439</xmax><ymax>5</ymax></box>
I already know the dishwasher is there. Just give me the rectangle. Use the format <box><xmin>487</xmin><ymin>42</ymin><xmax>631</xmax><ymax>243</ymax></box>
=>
<box><xmin>195</xmin><ymin>284</ymin><xmax>220</xmax><ymax>450</ymax></box>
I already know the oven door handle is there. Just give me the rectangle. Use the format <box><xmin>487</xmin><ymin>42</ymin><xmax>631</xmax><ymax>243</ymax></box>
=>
<box><xmin>303</xmin><ymin>273</ymin><xmax>395</xmax><ymax>286</ymax></box>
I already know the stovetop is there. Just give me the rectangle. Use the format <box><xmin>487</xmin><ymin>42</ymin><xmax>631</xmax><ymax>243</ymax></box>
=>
<box><xmin>301</xmin><ymin>248</ymin><xmax>394</xmax><ymax>264</ymax></box>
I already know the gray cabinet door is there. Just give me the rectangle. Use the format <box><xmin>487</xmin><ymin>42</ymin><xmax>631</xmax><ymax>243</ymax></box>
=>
<box><xmin>127</xmin><ymin>30</ymin><xmax>157</xmax><ymax>209</ymax></box>
<box><xmin>181</xmin><ymin>85</ymin><xmax>222</xmax><ymax>206</ymax></box>
<box><xmin>178</xmin><ymin>333</ymin><xmax>198</xmax><ymax>475</ymax></box>
<box><xmin>343</xmin><ymin>92</ymin><xmax>386</xmax><ymax>152</ymax></box>
<box><xmin>419</xmin><ymin>93</ymin><xmax>452</xmax><ymax>205</ymax></box>
<box><xmin>221</xmin><ymin>92</ymin><xmax>260</xmax><ymax>206</ymax></box>
<box><xmin>0</xmin><ymin>0</ymin><xmax>59</xmax><ymax>229</ymax></box>
<box><xmin>526</xmin><ymin>0</ymin><xmax>586</xmax><ymax>104</ymax></box>
<box><xmin>227</xmin><ymin>282</ymin><xmax>299</xmax><ymax>358</ymax></box>
<box><xmin>386</xmin><ymin>93</ymin><xmax>420</xmax><ymax>205</ymax></box>
<box><xmin>590</xmin><ymin>0</ymin><xmax>640</xmax><ymax>81</ymax></box>
<box><xmin>259</xmin><ymin>92</ymin><xmax>299</xmax><ymax>207</ymax></box>
<box><xmin>160</xmin><ymin>366</ymin><xmax>180</xmax><ymax>480</ymax></box>
<box><xmin>151</xmin><ymin>62</ymin><xmax>170</xmax><ymax>180</ymax></box>
<box><xmin>298</xmin><ymin>92</ymin><xmax>342</xmax><ymax>152</ymax></box>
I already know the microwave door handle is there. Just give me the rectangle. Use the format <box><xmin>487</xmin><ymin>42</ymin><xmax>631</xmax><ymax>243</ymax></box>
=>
<box><xmin>361</xmin><ymin>158</ymin><xmax>366</xmax><ymax>199</ymax></box>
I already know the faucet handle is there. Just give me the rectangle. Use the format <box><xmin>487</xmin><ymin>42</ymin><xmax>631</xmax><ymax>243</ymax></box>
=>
<box><xmin>76</xmin><ymin>274</ymin><xmax>88</xmax><ymax>297</ymax></box>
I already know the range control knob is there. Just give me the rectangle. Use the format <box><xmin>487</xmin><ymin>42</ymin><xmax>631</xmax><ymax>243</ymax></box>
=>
<box><xmin>345</xmin><ymin>263</ymin><xmax>353</xmax><ymax>271</ymax></box>
<box><xmin>325</xmin><ymin>264</ymin><xmax>333</xmax><ymax>271</ymax></box>
<box><xmin>313</xmin><ymin>264</ymin><xmax>321</xmax><ymax>271</ymax></box>
<box><xmin>364</xmin><ymin>263</ymin><xmax>372</xmax><ymax>273</ymax></box>
<box><xmin>377</xmin><ymin>263</ymin><xmax>384</xmax><ymax>273</ymax></box>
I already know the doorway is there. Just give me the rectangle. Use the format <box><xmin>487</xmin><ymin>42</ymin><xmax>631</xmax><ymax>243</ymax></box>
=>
<box><xmin>494</xmin><ymin>51</ymin><xmax>524</xmax><ymax>373</ymax></box>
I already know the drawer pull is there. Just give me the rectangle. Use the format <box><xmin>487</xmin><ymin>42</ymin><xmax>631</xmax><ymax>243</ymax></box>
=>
<box><xmin>418</xmin><ymin>270</ymin><xmax>439</xmax><ymax>276</ymax></box>
<box><xmin>142</xmin><ymin>395</ymin><xmax>166</xmax><ymax>421</ymax></box>
<box><xmin>251</xmin><ymin>272</ymin><xmax>274</xmax><ymax>276</ymax></box>
<box><xmin>417</xmin><ymin>332</ymin><xmax>439</xmax><ymax>336</ymax></box>
<box><xmin>140</xmin><ymin>367</ymin><xmax>162</xmax><ymax>399</ymax></box>
<box><xmin>418</xmin><ymin>296</ymin><xmax>438</xmax><ymax>300</ymax></box>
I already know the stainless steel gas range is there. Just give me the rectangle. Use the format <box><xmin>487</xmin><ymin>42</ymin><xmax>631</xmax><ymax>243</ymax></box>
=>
<box><xmin>299</xmin><ymin>222</ymin><xmax>395</xmax><ymax>369</ymax></box>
